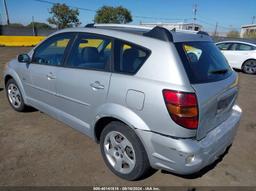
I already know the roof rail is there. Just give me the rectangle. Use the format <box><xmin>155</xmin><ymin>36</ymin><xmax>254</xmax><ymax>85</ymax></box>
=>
<box><xmin>85</xmin><ymin>23</ymin><xmax>95</xmax><ymax>28</ymax></box>
<box><xmin>143</xmin><ymin>26</ymin><xmax>173</xmax><ymax>42</ymax></box>
<box><xmin>93</xmin><ymin>24</ymin><xmax>152</xmax><ymax>30</ymax></box>
<box><xmin>84</xmin><ymin>24</ymin><xmax>210</xmax><ymax>42</ymax></box>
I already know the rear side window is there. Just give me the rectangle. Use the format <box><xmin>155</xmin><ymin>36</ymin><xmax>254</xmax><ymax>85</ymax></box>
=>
<box><xmin>175</xmin><ymin>42</ymin><xmax>232</xmax><ymax>84</ymax></box>
<box><xmin>235</xmin><ymin>43</ymin><xmax>254</xmax><ymax>51</ymax></box>
<box><xmin>114</xmin><ymin>40</ymin><xmax>150</xmax><ymax>74</ymax></box>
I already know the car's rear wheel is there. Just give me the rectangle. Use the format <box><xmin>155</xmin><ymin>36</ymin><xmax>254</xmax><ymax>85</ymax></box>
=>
<box><xmin>6</xmin><ymin>79</ymin><xmax>26</xmax><ymax>112</ymax></box>
<box><xmin>100</xmin><ymin>121</ymin><xmax>152</xmax><ymax>180</ymax></box>
<box><xmin>242</xmin><ymin>59</ymin><xmax>256</xmax><ymax>74</ymax></box>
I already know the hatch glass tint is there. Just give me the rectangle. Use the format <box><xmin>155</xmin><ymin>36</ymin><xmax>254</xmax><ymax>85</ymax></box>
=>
<box><xmin>175</xmin><ymin>41</ymin><xmax>232</xmax><ymax>84</ymax></box>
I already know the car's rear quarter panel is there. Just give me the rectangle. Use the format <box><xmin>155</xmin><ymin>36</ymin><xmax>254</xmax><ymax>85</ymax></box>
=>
<box><xmin>106</xmin><ymin>41</ymin><xmax>197</xmax><ymax>138</ymax></box>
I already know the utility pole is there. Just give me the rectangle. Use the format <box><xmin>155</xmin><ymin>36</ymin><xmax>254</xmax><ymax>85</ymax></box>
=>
<box><xmin>192</xmin><ymin>4</ymin><xmax>197</xmax><ymax>31</ymax></box>
<box><xmin>32</xmin><ymin>16</ymin><xmax>36</xmax><ymax>36</ymax></box>
<box><xmin>0</xmin><ymin>12</ymin><xmax>2</xmax><ymax>25</ymax></box>
<box><xmin>0</xmin><ymin>12</ymin><xmax>2</xmax><ymax>35</ymax></box>
<box><xmin>214</xmin><ymin>22</ymin><xmax>218</xmax><ymax>36</ymax></box>
<box><xmin>252</xmin><ymin>16</ymin><xmax>256</xmax><ymax>24</ymax></box>
<box><xmin>3</xmin><ymin>0</ymin><xmax>10</xmax><ymax>25</ymax></box>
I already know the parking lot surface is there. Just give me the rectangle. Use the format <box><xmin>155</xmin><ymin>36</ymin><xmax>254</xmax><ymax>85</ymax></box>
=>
<box><xmin>0</xmin><ymin>47</ymin><xmax>255</xmax><ymax>186</ymax></box>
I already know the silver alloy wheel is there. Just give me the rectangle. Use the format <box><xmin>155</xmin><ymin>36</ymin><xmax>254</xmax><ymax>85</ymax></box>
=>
<box><xmin>104</xmin><ymin>131</ymin><xmax>136</xmax><ymax>174</ymax></box>
<box><xmin>243</xmin><ymin>60</ymin><xmax>256</xmax><ymax>74</ymax></box>
<box><xmin>7</xmin><ymin>83</ymin><xmax>22</xmax><ymax>108</ymax></box>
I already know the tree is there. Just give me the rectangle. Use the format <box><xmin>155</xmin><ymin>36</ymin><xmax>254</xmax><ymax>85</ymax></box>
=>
<box><xmin>95</xmin><ymin>6</ymin><xmax>132</xmax><ymax>24</ymax></box>
<box><xmin>48</xmin><ymin>3</ymin><xmax>80</xmax><ymax>29</ymax></box>
<box><xmin>27</xmin><ymin>22</ymin><xmax>52</xmax><ymax>29</ymax></box>
<box><xmin>227</xmin><ymin>30</ymin><xmax>240</xmax><ymax>38</ymax></box>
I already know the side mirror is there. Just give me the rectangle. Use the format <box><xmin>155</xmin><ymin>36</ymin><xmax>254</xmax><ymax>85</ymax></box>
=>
<box><xmin>18</xmin><ymin>54</ymin><xmax>31</xmax><ymax>63</ymax></box>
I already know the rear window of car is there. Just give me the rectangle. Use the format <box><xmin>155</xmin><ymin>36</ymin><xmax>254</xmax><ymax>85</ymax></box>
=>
<box><xmin>175</xmin><ymin>41</ymin><xmax>232</xmax><ymax>84</ymax></box>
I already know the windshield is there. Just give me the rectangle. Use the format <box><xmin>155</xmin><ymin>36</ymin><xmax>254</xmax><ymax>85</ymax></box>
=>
<box><xmin>175</xmin><ymin>41</ymin><xmax>232</xmax><ymax>84</ymax></box>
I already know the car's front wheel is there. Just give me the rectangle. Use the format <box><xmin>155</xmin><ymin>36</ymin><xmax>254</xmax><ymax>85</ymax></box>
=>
<box><xmin>6</xmin><ymin>78</ymin><xmax>26</xmax><ymax>112</ymax></box>
<box><xmin>242</xmin><ymin>59</ymin><xmax>256</xmax><ymax>74</ymax></box>
<box><xmin>100</xmin><ymin>121</ymin><xmax>152</xmax><ymax>180</ymax></box>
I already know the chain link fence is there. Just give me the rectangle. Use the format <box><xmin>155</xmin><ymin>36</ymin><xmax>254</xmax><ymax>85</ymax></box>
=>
<box><xmin>0</xmin><ymin>25</ymin><xmax>56</xmax><ymax>36</ymax></box>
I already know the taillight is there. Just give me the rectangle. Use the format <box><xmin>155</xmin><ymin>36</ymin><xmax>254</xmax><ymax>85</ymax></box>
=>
<box><xmin>163</xmin><ymin>90</ymin><xmax>199</xmax><ymax>129</ymax></box>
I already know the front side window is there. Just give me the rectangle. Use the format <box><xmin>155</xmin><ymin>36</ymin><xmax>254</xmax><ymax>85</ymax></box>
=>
<box><xmin>114</xmin><ymin>41</ymin><xmax>150</xmax><ymax>74</ymax></box>
<box><xmin>66</xmin><ymin>34</ymin><xmax>112</xmax><ymax>71</ymax></box>
<box><xmin>216</xmin><ymin>43</ymin><xmax>232</xmax><ymax>50</ymax></box>
<box><xmin>33</xmin><ymin>33</ymin><xmax>74</xmax><ymax>66</ymax></box>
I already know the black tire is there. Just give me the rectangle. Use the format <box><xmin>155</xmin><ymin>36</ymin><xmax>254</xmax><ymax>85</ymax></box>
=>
<box><xmin>242</xmin><ymin>59</ymin><xmax>256</xmax><ymax>74</ymax></box>
<box><xmin>5</xmin><ymin>78</ymin><xmax>26</xmax><ymax>112</ymax></box>
<box><xmin>100</xmin><ymin>121</ymin><xmax>153</xmax><ymax>180</ymax></box>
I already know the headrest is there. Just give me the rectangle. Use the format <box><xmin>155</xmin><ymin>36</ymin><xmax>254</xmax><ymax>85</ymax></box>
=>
<box><xmin>81</xmin><ymin>47</ymin><xmax>99</xmax><ymax>62</ymax></box>
<box><xmin>123</xmin><ymin>48</ymin><xmax>139</xmax><ymax>59</ymax></box>
<box><xmin>122</xmin><ymin>48</ymin><xmax>140</xmax><ymax>73</ymax></box>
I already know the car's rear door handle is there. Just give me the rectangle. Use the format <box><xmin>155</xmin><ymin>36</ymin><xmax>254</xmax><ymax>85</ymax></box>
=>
<box><xmin>90</xmin><ymin>81</ymin><xmax>104</xmax><ymax>90</ymax></box>
<box><xmin>46</xmin><ymin>72</ymin><xmax>56</xmax><ymax>80</ymax></box>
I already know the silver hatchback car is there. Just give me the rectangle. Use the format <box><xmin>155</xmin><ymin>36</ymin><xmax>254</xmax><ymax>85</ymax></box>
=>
<box><xmin>3</xmin><ymin>24</ymin><xmax>242</xmax><ymax>180</ymax></box>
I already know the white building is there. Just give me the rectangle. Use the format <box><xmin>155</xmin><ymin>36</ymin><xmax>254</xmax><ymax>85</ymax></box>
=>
<box><xmin>240</xmin><ymin>24</ymin><xmax>256</xmax><ymax>37</ymax></box>
<box><xmin>140</xmin><ymin>22</ymin><xmax>203</xmax><ymax>31</ymax></box>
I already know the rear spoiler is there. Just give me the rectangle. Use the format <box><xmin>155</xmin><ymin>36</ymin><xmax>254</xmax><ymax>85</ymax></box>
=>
<box><xmin>143</xmin><ymin>27</ymin><xmax>210</xmax><ymax>42</ymax></box>
<box><xmin>143</xmin><ymin>26</ymin><xmax>174</xmax><ymax>42</ymax></box>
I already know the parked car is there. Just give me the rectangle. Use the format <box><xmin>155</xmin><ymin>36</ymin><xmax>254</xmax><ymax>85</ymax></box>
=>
<box><xmin>216</xmin><ymin>40</ymin><xmax>256</xmax><ymax>74</ymax></box>
<box><xmin>4</xmin><ymin>24</ymin><xmax>242</xmax><ymax>180</ymax></box>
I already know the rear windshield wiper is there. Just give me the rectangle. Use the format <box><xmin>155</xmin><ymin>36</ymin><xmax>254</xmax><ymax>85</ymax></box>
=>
<box><xmin>209</xmin><ymin>69</ymin><xmax>228</xmax><ymax>74</ymax></box>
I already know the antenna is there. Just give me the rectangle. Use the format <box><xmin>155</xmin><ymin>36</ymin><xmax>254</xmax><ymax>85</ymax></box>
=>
<box><xmin>252</xmin><ymin>16</ymin><xmax>256</xmax><ymax>24</ymax></box>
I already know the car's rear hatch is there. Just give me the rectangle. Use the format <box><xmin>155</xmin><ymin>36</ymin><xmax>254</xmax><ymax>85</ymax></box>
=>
<box><xmin>175</xmin><ymin>41</ymin><xmax>239</xmax><ymax>140</ymax></box>
<box><xmin>192</xmin><ymin>74</ymin><xmax>238</xmax><ymax>140</ymax></box>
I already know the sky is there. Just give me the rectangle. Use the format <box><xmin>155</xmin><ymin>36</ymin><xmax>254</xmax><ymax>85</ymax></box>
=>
<box><xmin>0</xmin><ymin>0</ymin><xmax>256</xmax><ymax>33</ymax></box>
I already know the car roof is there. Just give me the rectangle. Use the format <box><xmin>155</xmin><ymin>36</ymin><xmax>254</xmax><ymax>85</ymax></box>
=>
<box><xmin>54</xmin><ymin>24</ymin><xmax>212</xmax><ymax>43</ymax></box>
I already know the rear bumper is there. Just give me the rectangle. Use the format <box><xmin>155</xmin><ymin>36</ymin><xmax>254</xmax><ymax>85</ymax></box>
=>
<box><xmin>136</xmin><ymin>104</ymin><xmax>242</xmax><ymax>174</ymax></box>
